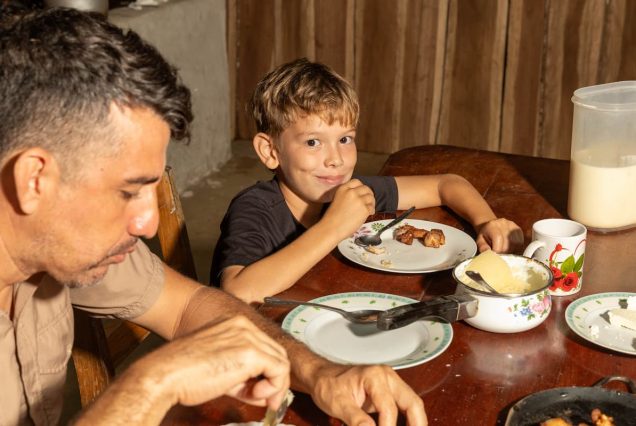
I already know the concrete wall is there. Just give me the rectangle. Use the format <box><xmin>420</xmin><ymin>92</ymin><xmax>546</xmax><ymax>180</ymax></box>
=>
<box><xmin>109</xmin><ymin>0</ymin><xmax>231</xmax><ymax>192</ymax></box>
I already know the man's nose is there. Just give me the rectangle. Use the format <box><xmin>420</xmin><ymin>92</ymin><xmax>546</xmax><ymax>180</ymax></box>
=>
<box><xmin>128</xmin><ymin>191</ymin><xmax>160</xmax><ymax>239</ymax></box>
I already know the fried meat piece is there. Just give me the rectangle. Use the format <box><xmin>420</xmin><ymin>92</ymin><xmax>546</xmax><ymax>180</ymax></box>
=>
<box><xmin>411</xmin><ymin>228</ymin><xmax>428</xmax><ymax>239</ymax></box>
<box><xmin>394</xmin><ymin>225</ymin><xmax>416</xmax><ymax>245</ymax></box>
<box><xmin>422</xmin><ymin>228</ymin><xmax>445</xmax><ymax>248</ymax></box>
<box><xmin>591</xmin><ymin>409</ymin><xmax>614</xmax><ymax>426</ymax></box>
<box><xmin>540</xmin><ymin>409</ymin><xmax>615</xmax><ymax>426</ymax></box>
<box><xmin>395</xmin><ymin>224</ymin><xmax>445</xmax><ymax>248</ymax></box>
<box><xmin>540</xmin><ymin>419</ymin><xmax>571</xmax><ymax>426</ymax></box>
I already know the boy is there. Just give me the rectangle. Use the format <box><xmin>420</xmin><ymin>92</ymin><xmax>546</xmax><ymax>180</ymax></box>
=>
<box><xmin>211</xmin><ymin>58</ymin><xmax>523</xmax><ymax>303</ymax></box>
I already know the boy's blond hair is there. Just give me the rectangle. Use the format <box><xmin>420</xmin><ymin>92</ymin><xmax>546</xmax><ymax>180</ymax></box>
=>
<box><xmin>249</xmin><ymin>58</ymin><xmax>359</xmax><ymax>137</ymax></box>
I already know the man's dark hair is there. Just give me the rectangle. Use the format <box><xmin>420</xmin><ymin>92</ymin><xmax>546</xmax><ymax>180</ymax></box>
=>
<box><xmin>0</xmin><ymin>8</ymin><xmax>192</xmax><ymax>173</ymax></box>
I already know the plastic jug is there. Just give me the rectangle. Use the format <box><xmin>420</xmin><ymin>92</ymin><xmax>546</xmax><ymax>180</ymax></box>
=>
<box><xmin>568</xmin><ymin>81</ymin><xmax>636</xmax><ymax>232</ymax></box>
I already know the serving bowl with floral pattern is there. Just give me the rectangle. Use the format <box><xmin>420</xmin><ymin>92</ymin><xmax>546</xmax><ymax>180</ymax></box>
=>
<box><xmin>452</xmin><ymin>254</ymin><xmax>553</xmax><ymax>333</ymax></box>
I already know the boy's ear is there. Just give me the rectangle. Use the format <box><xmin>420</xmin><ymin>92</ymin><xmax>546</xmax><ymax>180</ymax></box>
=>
<box><xmin>12</xmin><ymin>148</ymin><xmax>59</xmax><ymax>214</ymax></box>
<box><xmin>253</xmin><ymin>133</ymin><xmax>279</xmax><ymax>170</ymax></box>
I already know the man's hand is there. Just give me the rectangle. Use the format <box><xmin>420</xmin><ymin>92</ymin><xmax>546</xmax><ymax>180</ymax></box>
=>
<box><xmin>144</xmin><ymin>315</ymin><xmax>290</xmax><ymax>410</ymax></box>
<box><xmin>321</xmin><ymin>178</ymin><xmax>376</xmax><ymax>238</ymax></box>
<box><xmin>310</xmin><ymin>364</ymin><xmax>427</xmax><ymax>426</ymax></box>
<box><xmin>77</xmin><ymin>315</ymin><xmax>292</xmax><ymax>425</ymax></box>
<box><xmin>475</xmin><ymin>218</ymin><xmax>524</xmax><ymax>253</ymax></box>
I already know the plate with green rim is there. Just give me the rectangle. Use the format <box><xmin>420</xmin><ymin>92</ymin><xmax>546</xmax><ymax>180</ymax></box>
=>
<box><xmin>281</xmin><ymin>292</ymin><xmax>453</xmax><ymax>369</ymax></box>
<box><xmin>565</xmin><ymin>292</ymin><xmax>636</xmax><ymax>355</ymax></box>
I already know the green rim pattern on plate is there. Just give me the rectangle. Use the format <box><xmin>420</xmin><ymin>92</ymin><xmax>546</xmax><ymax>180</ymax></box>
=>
<box><xmin>565</xmin><ymin>292</ymin><xmax>636</xmax><ymax>355</ymax></box>
<box><xmin>282</xmin><ymin>292</ymin><xmax>453</xmax><ymax>369</ymax></box>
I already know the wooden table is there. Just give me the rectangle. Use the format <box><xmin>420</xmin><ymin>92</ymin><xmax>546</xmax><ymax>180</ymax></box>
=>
<box><xmin>163</xmin><ymin>145</ymin><xmax>636</xmax><ymax>425</ymax></box>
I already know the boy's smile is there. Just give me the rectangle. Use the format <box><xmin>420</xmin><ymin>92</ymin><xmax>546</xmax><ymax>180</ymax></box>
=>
<box><xmin>271</xmin><ymin>114</ymin><xmax>357</xmax><ymax>216</ymax></box>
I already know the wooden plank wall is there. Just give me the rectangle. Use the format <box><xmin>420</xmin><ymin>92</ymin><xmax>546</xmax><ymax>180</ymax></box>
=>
<box><xmin>228</xmin><ymin>0</ymin><xmax>635</xmax><ymax>159</ymax></box>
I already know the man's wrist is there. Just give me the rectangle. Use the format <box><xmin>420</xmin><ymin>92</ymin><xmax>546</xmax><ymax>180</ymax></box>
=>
<box><xmin>123</xmin><ymin>354</ymin><xmax>177</xmax><ymax>413</ymax></box>
<box><xmin>75</xmin><ymin>355</ymin><xmax>176</xmax><ymax>425</ymax></box>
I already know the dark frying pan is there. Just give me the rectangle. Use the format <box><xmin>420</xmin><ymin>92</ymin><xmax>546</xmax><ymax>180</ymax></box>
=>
<box><xmin>505</xmin><ymin>376</ymin><xmax>636</xmax><ymax>426</ymax></box>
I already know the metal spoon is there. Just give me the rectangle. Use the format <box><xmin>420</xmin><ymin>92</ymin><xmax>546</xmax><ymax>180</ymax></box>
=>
<box><xmin>263</xmin><ymin>297</ymin><xmax>383</xmax><ymax>325</ymax></box>
<box><xmin>354</xmin><ymin>206</ymin><xmax>416</xmax><ymax>247</ymax></box>
<box><xmin>465</xmin><ymin>270</ymin><xmax>500</xmax><ymax>294</ymax></box>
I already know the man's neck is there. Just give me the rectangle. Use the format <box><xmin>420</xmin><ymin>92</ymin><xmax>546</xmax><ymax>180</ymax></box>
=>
<box><xmin>0</xmin><ymin>286</ymin><xmax>12</xmax><ymax>316</ymax></box>
<box><xmin>0</xmin><ymin>221</ymin><xmax>30</xmax><ymax>296</ymax></box>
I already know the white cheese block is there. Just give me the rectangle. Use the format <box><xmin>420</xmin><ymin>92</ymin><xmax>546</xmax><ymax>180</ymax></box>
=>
<box><xmin>608</xmin><ymin>308</ymin><xmax>636</xmax><ymax>331</ymax></box>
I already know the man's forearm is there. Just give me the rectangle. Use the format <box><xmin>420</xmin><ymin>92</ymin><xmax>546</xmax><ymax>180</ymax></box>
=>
<box><xmin>175</xmin><ymin>286</ymin><xmax>326</xmax><ymax>393</ymax></box>
<box><xmin>74</xmin><ymin>357</ymin><xmax>173</xmax><ymax>425</ymax></box>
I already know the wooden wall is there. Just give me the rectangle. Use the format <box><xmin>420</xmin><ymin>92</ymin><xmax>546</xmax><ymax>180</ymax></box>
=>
<box><xmin>227</xmin><ymin>0</ymin><xmax>636</xmax><ymax>159</ymax></box>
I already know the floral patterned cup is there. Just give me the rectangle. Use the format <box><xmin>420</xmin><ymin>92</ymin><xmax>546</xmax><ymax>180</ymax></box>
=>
<box><xmin>523</xmin><ymin>218</ymin><xmax>587</xmax><ymax>296</ymax></box>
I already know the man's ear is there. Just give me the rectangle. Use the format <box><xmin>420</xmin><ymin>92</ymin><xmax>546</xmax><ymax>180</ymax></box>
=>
<box><xmin>253</xmin><ymin>133</ymin><xmax>280</xmax><ymax>170</ymax></box>
<box><xmin>13</xmin><ymin>148</ymin><xmax>59</xmax><ymax>214</ymax></box>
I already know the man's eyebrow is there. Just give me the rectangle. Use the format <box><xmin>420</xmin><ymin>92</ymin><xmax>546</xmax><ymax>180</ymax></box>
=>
<box><xmin>124</xmin><ymin>176</ymin><xmax>161</xmax><ymax>185</ymax></box>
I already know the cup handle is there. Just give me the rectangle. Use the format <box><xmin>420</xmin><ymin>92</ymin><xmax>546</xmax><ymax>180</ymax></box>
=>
<box><xmin>523</xmin><ymin>240</ymin><xmax>546</xmax><ymax>258</ymax></box>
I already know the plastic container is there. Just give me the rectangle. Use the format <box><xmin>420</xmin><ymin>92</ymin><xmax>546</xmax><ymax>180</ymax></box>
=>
<box><xmin>568</xmin><ymin>81</ymin><xmax>636</xmax><ymax>232</ymax></box>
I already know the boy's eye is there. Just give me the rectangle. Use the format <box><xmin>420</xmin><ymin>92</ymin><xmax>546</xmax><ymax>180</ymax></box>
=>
<box><xmin>306</xmin><ymin>139</ymin><xmax>321</xmax><ymax>147</ymax></box>
<box><xmin>340</xmin><ymin>136</ymin><xmax>354</xmax><ymax>144</ymax></box>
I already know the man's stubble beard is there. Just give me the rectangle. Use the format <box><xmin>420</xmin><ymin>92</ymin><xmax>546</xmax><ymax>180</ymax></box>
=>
<box><xmin>56</xmin><ymin>238</ymin><xmax>139</xmax><ymax>289</ymax></box>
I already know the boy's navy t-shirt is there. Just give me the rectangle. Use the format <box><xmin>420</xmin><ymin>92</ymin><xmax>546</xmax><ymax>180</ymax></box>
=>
<box><xmin>210</xmin><ymin>176</ymin><xmax>398</xmax><ymax>285</ymax></box>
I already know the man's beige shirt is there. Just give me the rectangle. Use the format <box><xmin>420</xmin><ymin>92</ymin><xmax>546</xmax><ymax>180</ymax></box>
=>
<box><xmin>0</xmin><ymin>242</ymin><xmax>165</xmax><ymax>425</ymax></box>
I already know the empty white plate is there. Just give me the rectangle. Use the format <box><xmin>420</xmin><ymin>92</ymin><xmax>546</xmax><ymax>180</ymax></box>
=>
<box><xmin>281</xmin><ymin>292</ymin><xmax>453</xmax><ymax>369</ymax></box>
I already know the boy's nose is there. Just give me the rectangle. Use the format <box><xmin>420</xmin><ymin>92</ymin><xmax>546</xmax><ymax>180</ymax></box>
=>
<box><xmin>325</xmin><ymin>146</ymin><xmax>344</xmax><ymax>167</ymax></box>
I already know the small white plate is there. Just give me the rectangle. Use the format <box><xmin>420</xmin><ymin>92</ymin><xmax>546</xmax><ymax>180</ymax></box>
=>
<box><xmin>565</xmin><ymin>292</ymin><xmax>636</xmax><ymax>355</ymax></box>
<box><xmin>281</xmin><ymin>292</ymin><xmax>453</xmax><ymax>369</ymax></box>
<box><xmin>337</xmin><ymin>219</ymin><xmax>477</xmax><ymax>273</ymax></box>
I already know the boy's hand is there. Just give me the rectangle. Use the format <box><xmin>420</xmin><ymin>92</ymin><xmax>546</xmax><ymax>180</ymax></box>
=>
<box><xmin>322</xmin><ymin>179</ymin><xmax>376</xmax><ymax>238</ymax></box>
<box><xmin>310</xmin><ymin>364</ymin><xmax>427</xmax><ymax>426</ymax></box>
<box><xmin>475</xmin><ymin>218</ymin><xmax>524</xmax><ymax>253</ymax></box>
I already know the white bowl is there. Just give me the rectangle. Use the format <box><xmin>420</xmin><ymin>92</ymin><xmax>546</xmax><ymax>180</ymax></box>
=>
<box><xmin>452</xmin><ymin>254</ymin><xmax>553</xmax><ymax>333</ymax></box>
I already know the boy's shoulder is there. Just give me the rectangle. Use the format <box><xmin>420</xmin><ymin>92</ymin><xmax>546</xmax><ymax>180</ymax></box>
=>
<box><xmin>228</xmin><ymin>178</ymin><xmax>286</xmax><ymax>210</ymax></box>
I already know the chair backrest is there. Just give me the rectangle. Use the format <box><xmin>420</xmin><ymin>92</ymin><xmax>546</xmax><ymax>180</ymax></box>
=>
<box><xmin>71</xmin><ymin>166</ymin><xmax>197</xmax><ymax>407</ymax></box>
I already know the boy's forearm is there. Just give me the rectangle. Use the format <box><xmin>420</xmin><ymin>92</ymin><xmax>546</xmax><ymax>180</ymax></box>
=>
<box><xmin>221</xmin><ymin>220</ymin><xmax>345</xmax><ymax>303</ymax></box>
<box><xmin>395</xmin><ymin>174</ymin><xmax>497</xmax><ymax>227</ymax></box>
<box><xmin>437</xmin><ymin>174</ymin><xmax>497</xmax><ymax>228</ymax></box>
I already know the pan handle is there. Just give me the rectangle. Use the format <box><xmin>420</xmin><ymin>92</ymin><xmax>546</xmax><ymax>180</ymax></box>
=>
<box><xmin>593</xmin><ymin>376</ymin><xmax>636</xmax><ymax>393</ymax></box>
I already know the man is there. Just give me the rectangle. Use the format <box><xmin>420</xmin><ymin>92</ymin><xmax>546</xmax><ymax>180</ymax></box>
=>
<box><xmin>0</xmin><ymin>8</ymin><xmax>427</xmax><ymax>426</ymax></box>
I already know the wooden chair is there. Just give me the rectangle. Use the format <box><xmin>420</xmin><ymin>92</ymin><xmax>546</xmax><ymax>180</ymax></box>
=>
<box><xmin>71</xmin><ymin>166</ymin><xmax>197</xmax><ymax>407</ymax></box>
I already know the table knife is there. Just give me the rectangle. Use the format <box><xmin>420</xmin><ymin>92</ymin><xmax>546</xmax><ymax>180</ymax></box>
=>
<box><xmin>376</xmin><ymin>294</ymin><xmax>478</xmax><ymax>330</ymax></box>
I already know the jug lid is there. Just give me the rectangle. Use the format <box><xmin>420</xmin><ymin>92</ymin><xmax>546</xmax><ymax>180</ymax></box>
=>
<box><xmin>572</xmin><ymin>81</ymin><xmax>636</xmax><ymax>111</ymax></box>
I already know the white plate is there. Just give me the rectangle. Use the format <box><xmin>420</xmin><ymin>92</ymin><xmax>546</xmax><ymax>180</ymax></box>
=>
<box><xmin>565</xmin><ymin>292</ymin><xmax>636</xmax><ymax>355</ymax></box>
<box><xmin>281</xmin><ymin>292</ymin><xmax>453</xmax><ymax>369</ymax></box>
<box><xmin>337</xmin><ymin>219</ymin><xmax>477</xmax><ymax>273</ymax></box>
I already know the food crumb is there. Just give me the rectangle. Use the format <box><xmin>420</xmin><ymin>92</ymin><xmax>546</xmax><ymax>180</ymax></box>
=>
<box><xmin>589</xmin><ymin>324</ymin><xmax>599</xmax><ymax>339</ymax></box>
<box><xmin>365</xmin><ymin>245</ymin><xmax>386</xmax><ymax>255</ymax></box>
<box><xmin>380</xmin><ymin>259</ymin><xmax>393</xmax><ymax>268</ymax></box>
